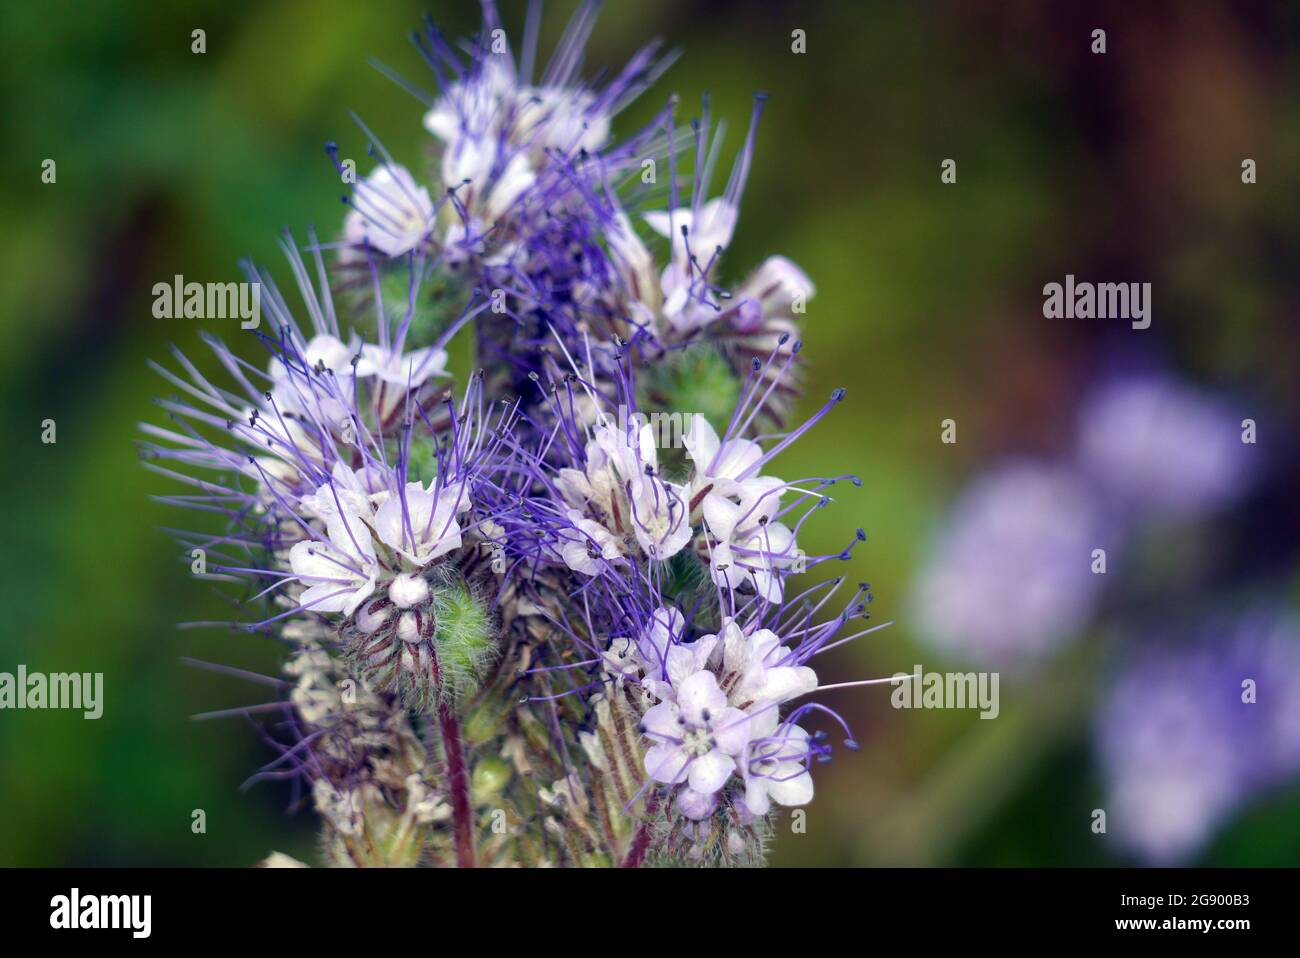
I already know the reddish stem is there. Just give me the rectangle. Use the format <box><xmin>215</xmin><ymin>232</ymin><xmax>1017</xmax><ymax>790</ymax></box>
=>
<box><xmin>438</xmin><ymin>702</ymin><xmax>476</xmax><ymax>868</ymax></box>
<box><xmin>620</xmin><ymin>792</ymin><xmax>658</xmax><ymax>868</ymax></box>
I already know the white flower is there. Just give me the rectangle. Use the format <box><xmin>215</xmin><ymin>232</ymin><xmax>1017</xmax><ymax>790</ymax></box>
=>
<box><xmin>425</xmin><ymin>58</ymin><xmax>610</xmax><ymax>167</ymax></box>
<box><xmin>683</xmin><ymin>415</ymin><xmax>764</xmax><ymax>503</ymax></box>
<box><xmin>485</xmin><ymin>151</ymin><xmax>538</xmax><ymax>220</ymax></box>
<box><xmin>240</xmin><ymin>415</ymin><xmax>328</xmax><ymax>499</ymax></box>
<box><xmin>283</xmin><ymin>333</ymin><xmax>358</xmax><ymax>377</ymax></box>
<box><xmin>642</xmin><ymin>670</ymin><xmax>751</xmax><ymax>796</ymax></box>
<box><xmin>438</xmin><ymin>217</ymin><xmax>487</xmax><ymax>264</ymax></box>
<box><xmin>702</xmin><ymin>480</ymin><xmax>797</xmax><ymax>603</ymax></box>
<box><xmin>717</xmin><ymin>619</ymin><xmax>818</xmax><ymax>708</ymax></box>
<box><xmin>444</xmin><ymin>150</ymin><xmax>492</xmax><ymax>209</ymax></box>
<box><xmin>601</xmin><ymin>635</ymin><xmax>644</xmax><ymax>685</ymax></box>
<box><xmin>442</xmin><ymin>138</ymin><xmax>536</xmax><ymax>222</ymax></box>
<box><xmin>555</xmin><ymin>436</ymin><xmax>617</xmax><ymax>515</ymax></box>
<box><xmin>373</xmin><ymin>481</ymin><xmax>467</xmax><ymax>566</ymax></box>
<box><xmin>299</xmin><ymin>461</ymin><xmax>384</xmax><ymax>523</ymax></box>
<box><xmin>354</xmin><ymin>343</ymin><xmax>450</xmax><ymax>420</ymax></box>
<box><xmin>344</xmin><ymin>165</ymin><xmax>435</xmax><ymax>258</ymax></box>
<box><xmin>600</xmin><ymin>606</ymin><xmax>720</xmax><ymax>702</ymax></box>
<box><xmin>627</xmin><ymin>481</ymin><xmax>693</xmax><ymax>561</ymax></box>
<box><xmin>424</xmin><ymin>60</ymin><xmax>539</xmax><ymax>236</ymax></box>
<box><xmin>600</xmin><ymin>425</ymin><xmax>692</xmax><ymax>560</ymax></box>
<box><xmin>422</xmin><ymin>57</ymin><xmax>516</xmax><ymax>143</ymax></box>
<box><xmin>267</xmin><ymin>333</ymin><xmax>359</xmax><ymax>427</ymax></box>
<box><xmin>732</xmin><ymin>256</ymin><xmax>815</xmax><ymax>331</ymax></box>
<box><xmin>618</xmin><ymin>195</ymin><xmax>813</xmax><ymax>338</ymax></box>
<box><xmin>558</xmin><ymin>424</ymin><xmax>692</xmax><ymax>562</ymax></box>
<box><xmin>354</xmin><ymin>344</ymin><xmax>449</xmax><ymax>390</ymax></box>
<box><xmin>289</xmin><ymin>508</ymin><xmax>379</xmax><ymax>616</ymax></box>
<box><xmin>558</xmin><ymin>509</ymin><xmax>624</xmax><ymax>575</ymax></box>
<box><xmin>741</xmin><ymin>716</ymin><xmax>814</xmax><ymax>817</ymax></box>
<box><xmin>514</xmin><ymin>86</ymin><xmax>610</xmax><ymax>156</ymax></box>
<box><xmin>644</xmin><ymin>198</ymin><xmax>738</xmax><ymax>268</ymax></box>
<box><xmin>637</xmin><ymin>199</ymin><xmax>742</xmax><ymax>333</ymax></box>
<box><xmin>605</xmin><ymin>209</ymin><xmax>661</xmax><ymax>313</ymax></box>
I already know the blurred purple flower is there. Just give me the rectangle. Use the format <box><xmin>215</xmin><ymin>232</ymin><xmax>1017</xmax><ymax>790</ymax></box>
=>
<box><xmin>910</xmin><ymin>462</ymin><xmax>1109</xmax><ymax>669</ymax></box>
<box><xmin>1076</xmin><ymin>374</ymin><xmax>1253</xmax><ymax>520</ymax></box>
<box><xmin>1096</xmin><ymin>610</ymin><xmax>1300</xmax><ymax>864</ymax></box>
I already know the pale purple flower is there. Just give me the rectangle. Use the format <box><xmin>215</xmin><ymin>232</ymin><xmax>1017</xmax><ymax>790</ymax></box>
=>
<box><xmin>911</xmin><ymin>462</ymin><xmax>1108</xmax><ymax>668</ymax></box>
<box><xmin>730</xmin><ymin>256</ymin><xmax>815</xmax><ymax>334</ymax></box>
<box><xmin>741</xmin><ymin>716</ymin><xmax>815</xmax><ymax>818</ymax></box>
<box><xmin>642</xmin><ymin>670</ymin><xmax>752</xmax><ymax>798</ymax></box>
<box><xmin>626</xmin><ymin>605</ymin><xmax>718</xmax><ymax>701</ymax></box>
<box><xmin>1097</xmin><ymin>610</ymin><xmax>1300</xmax><ymax>863</ymax></box>
<box><xmin>702</xmin><ymin>480</ymin><xmax>800</xmax><ymax>604</ymax></box>
<box><xmin>683</xmin><ymin>414</ymin><xmax>764</xmax><ymax>502</ymax></box>
<box><xmin>267</xmin><ymin>332</ymin><xmax>359</xmax><ymax>428</ymax></box>
<box><xmin>644</xmin><ymin>197</ymin><xmax>739</xmax><ymax>270</ymax></box>
<box><xmin>373</xmin><ymin>481</ymin><xmax>469</xmax><ymax>566</ymax></box>
<box><xmin>354</xmin><ymin>343</ymin><xmax>449</xmax><ymax>389</ymax></box>
<box><xmin>299</xmin><ymin>461</ymin><xmax>386</xmax><ymax>522</ymax></box>
<box><xmin>343</xmin><ymin>164</ymin><xmax>435</xmax><ymax>257</ymax></box>
<box><xmin>614</xmin><ymin>100</ymin><xmax>793</xmax><ymax>338</ymax></box>
<box><xmin>717</xmin><ymin>618</ymin><xmax>819</xmax><ymax>709</ymax></box>
<box><xmin>1076</xmin><ymin>374</ymin><xmax>1253</xmax><ymax>519</ymax></box>
<box><xmin>557</xmin><ymin>508</ymin><xmax>624</xmax><ymax>576</ymax></box>
<box><xmin>289</xmin><ymin>507</ymin><xmax>380</xmax><ymax>616</ymax></box>
<box><xmin>556</xmin><ymin>422</ymin><xmax>693</xmax><ymax>562</ymax></box>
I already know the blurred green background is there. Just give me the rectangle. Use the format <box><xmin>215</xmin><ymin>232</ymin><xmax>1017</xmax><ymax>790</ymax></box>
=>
<box><xmin>2</xmin><ymin>0</ymin><xmax>1298</xmax><ymax>866</ymax></box>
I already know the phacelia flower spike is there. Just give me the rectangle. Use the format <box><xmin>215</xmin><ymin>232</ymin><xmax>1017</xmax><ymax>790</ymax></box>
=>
<box><xmin>144</xmin><ymin>0</ymin><xmax>891</xmax><ymax>868</ymax></box>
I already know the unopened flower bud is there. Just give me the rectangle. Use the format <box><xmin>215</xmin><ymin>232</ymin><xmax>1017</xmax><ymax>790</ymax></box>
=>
<box><xmin>397</xmin><ymin>611</ymin><xmax>421</xmax><ymax>644</ymax></box>
<box><xmin>355</xmin><ymin>601</ymin><xmax>390</xmax><ymax>634</ymax></box>
<box><xmin>390</xmin><ymin>572</ymin><xmax>429</xmax><ymax>609</ymax></box>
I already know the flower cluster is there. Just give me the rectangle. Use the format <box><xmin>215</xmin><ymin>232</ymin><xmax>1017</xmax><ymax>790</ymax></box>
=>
<box><xmin>1097</xmin><ymin>610</ymin><xmax>1300</xmax><ymax>864</ymax></box>
<box><xmin>910</xmin><ymin>371</ymin><xmax>1254</xmax><ymax>670</ymax></box>
<box><xmin>144</xmin><ymin>2</ymin><xmax>883</xmax><ymax>867</ymax></box>
<box><xmin>906</xmin><ymin>367</ymin><xmax>1292</xmax><ymax>863</ymax></box>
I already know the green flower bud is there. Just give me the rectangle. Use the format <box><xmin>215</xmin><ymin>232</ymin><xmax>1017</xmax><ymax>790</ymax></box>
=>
<box><xmin>470</xmin><ymin>756</ymin><xmax>512</xmax><ymax>803</ymax></box>
<box><xmin>641</xmin><ymin>345</ymin><xmax>741</xmax><ymax>437</ymax></box>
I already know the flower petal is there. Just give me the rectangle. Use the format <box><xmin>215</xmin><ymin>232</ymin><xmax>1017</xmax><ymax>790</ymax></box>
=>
<box><xmin>687</xmin><ymin>749</ymin><xmax>735</xmax><ymax>795</ymax></box>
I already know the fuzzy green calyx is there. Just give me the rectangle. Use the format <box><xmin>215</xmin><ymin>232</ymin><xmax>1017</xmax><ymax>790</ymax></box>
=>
<box><xmin>641</xmin><ymin>344</ymin><xmax>742</xmax><ymax>434</ymax></box>
<box><xmin>430</xmin><ymin>570</ymin><xmax>495</xmax><ymax>699</ymax></box>
<box><xmin>638</xmin><ymin>344</ymin><xmax>743</xmax><ymax>481</ymax></box>
<box><xmin>405</xmin><ymin>433</ymin><xmax>440</xmax><ymax>486</ymax></box>
<box><xmin>336</xmin><ymin>257</ymin><xmax>465</xmax><ymax>351</ymax></box>
<box><xmin>343</xmin><ymin>565</ymin><xmax>498</xmax><ymax>712</ymax></box>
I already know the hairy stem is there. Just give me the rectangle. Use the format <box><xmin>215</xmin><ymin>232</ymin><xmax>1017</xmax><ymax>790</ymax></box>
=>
<box><xmin>620</xmin><ymin>792</ymin><xmax>657</xmax><ymax>867</ymax></box>
<box><xmin>438</xmin><ymin>702</ymin><xmax>476</xmax><ymax>868</ymax></box>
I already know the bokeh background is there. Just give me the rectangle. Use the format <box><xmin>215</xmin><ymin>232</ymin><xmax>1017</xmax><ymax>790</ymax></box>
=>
<box><xmin>2</xmin><ymin>0</ymin><xmax>1298</xmax><ymax>866</ymax></box>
